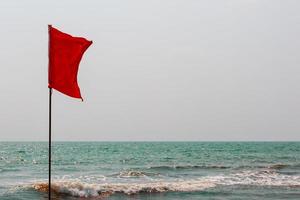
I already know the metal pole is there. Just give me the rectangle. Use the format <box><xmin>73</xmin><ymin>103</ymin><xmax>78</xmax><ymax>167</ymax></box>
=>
<box><xmin>48</xmin><ymin>88</ymin><xmax>52</xmax><ymax>199</ymax></box>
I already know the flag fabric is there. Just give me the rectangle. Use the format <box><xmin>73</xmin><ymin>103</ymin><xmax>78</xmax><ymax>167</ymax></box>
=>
<box><xmin>48</xmin><ymin>25</ymin><xmax>92</xmax><ymax>100</ymax></box>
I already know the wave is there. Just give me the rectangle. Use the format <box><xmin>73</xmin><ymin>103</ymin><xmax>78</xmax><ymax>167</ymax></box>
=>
<box><xmin>267</xmin><ymin>164</ymin><xmax>290</xmax><ymax>170</ymax></box>
<box><xmin>116</xmin><ymin>170</ymin><xmax>160</xmax><ymax>178</ymax></box>
<box><xmin>234</xmin><ymin>163</ymin><xmax>291</xmax><ymax>170</ymax></box>
<box><xmin>30</xmin><ymin>169</ymin><xmax>300</xmax><ymax>198</ymax></box>
<box><xmin>32</xmin><ymin>180</ymin><xmax>215</xmax><ymax>198</ymax></box>
<box><xmin>209</xmin><ymin>170</ymin><xmax>300</xmax><ymax>187</ymax></box>
<box><xmin>149</xmin><ymin>163</ymin><xmax>296</xmax><ymax>171</ymax></box>
<box><xmin>0</xmin><ymin>168</ymin><xmax>20</xmax><ymax>173</ymax></box>
<box><xmin>149</xmin><ymin>165</ymin><xmax>230</xmax><ymax>170</ymax></box>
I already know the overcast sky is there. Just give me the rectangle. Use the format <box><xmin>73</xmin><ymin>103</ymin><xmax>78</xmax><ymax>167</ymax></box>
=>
<box><xmin>0</xmin><ymin>0</ymin><xmax>299</xmax><ymax>141</ymax></box>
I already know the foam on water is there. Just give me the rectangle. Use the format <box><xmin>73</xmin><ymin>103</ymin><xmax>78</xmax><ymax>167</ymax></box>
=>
<box><xmin>32</xmin><ymin>179</ymin><xmax>216</xmax><ymax>197</ymax></box>
<box><xmin>116</xmin><ymin>170</ymin><xmax>161</xmax><ymax>178</ymax></box>
<box><xmin>30</xmin><ymin>169</ymin><xmax>300</xmax><ymax>198</ymax></box>
<box><xmin>206</xmin><ymin>170</ymin><xmax>300</xmax><ymax>187</ymax></box>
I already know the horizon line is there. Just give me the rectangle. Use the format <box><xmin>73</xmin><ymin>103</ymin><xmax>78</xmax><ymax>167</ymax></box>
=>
<box><xmin>1</xmin><ymin>140</ymin><xmax>299</xmax><ymax>142</ymax></box>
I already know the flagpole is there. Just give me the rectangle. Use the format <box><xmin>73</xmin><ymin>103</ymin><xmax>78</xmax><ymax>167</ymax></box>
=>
<box><xmin>48</xmin><ymin>87</ymin><xmax>52</xmax><ymax>200</ymax></box>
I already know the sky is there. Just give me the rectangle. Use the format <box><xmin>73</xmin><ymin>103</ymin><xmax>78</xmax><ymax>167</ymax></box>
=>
<box><xmin>0</xmin><ymin>0</ymin><xmax>299</xmax><ymax>141</ymax></box>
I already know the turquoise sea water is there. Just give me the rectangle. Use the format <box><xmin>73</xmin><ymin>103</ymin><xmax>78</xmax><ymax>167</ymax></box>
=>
<box><xmin>0</xmin><ymin>142</ymin><xmax>299</xmax><ymax>199</ymax></box>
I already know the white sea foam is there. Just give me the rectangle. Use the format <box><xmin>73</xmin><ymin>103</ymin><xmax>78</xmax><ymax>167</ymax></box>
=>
<box><xmin>214</xmin><ymin>170</ymin><xmax>300</xmax><ymax>187</ymax></box>
<box><xmin>32</xmin><ymin>179</ymin><xmax>216</xmax><ymax>197</ymax></box>
<box><xmin>116</xmin><ymin>170</ymin><xmax>161</xmax><ymax>178</ymax></box>
<box><xmin>118</xmin><ymin>170</ymin><xmax>148</xmax><ymax>178</ymax></box>
<box><xmin>30</xmin><ymin>169</ymin><xmax>300</xmax><ymax>198</ymax></box>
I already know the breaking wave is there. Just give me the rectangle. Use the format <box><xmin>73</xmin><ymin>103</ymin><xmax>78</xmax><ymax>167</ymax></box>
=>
<box><xmin>205</xmin><ymin>170</ymin><xmax>300</xmax><ymax>187</ymax></box>
<box><xmin>116</xmin><ymin>170</ymin><xmax>160</xmax><ymax>178</ymax></box>
<box><xmin>32</xmin><ymin>179</ymin><xmax>215</xmax><ymax>198</ymax></box>
<box><xmin>30</xmin><ymin>169</ymin><xmax>300</xmax><ymax>198</ymax></box>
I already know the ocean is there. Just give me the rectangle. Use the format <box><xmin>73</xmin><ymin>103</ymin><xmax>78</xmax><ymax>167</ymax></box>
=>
<box><xmin>0</xmin><ymin>142</ymin><xmax>299</xmax><ymax>199</ymax></box>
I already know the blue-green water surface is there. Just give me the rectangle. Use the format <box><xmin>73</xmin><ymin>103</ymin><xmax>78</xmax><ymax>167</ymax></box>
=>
<box><xmin>0</xmin><ymin>142</ymin><xmax>299</xmax><ymax>199</ymax></box>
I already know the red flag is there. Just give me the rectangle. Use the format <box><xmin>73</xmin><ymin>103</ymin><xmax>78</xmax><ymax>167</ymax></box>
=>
<box><xmin>48</xmin><ymin>25</ymin><xmax>92</xmax><ymax>100</ymax></box>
